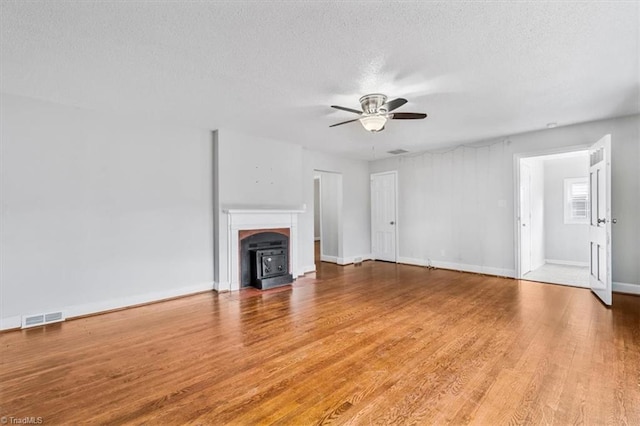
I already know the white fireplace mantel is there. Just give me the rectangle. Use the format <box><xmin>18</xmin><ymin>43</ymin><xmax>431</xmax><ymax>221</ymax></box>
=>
<box><xmin>223</xmin><ymin>208</ymin><xmax>305</xmax><ymax>215</ymax></box>
<box><xmin>223</xmin><ymin>206</ymin><xmax>305</xmax><ymax>291</ymax></box>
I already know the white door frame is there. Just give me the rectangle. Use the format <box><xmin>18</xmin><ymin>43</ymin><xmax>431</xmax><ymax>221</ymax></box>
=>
<box><xmin>514</xmin><ymin>144</ymin><xmax>590</xmax><ymax>279</ymax></box>
<box><xmin>314</xmin><ymin>175</ymin><xmax>323</xmax><ymax>262</ymax></box>
<box><xmin>520</xmin><ymin>162</ymin><xmax>532</xmax><ymax>275</ymax></box>
<box><xmin>370</xmin><ymin>171</ymin><xmax>399</xmax><ymax>262</ymax></box>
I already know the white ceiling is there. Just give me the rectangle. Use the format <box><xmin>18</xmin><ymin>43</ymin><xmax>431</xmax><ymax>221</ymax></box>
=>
<box><xmin>1</xmin><ymin>1</ymin><xmax>638</xmax><ymax>160</ymax></box>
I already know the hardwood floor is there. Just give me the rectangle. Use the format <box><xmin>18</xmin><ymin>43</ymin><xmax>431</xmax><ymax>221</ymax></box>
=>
<box><xmin>1</xmin><ymin>262</ymin><xmax>639</xmax><ymax>425</ymax></box>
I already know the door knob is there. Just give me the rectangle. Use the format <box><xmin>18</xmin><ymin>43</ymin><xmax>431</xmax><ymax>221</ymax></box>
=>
<box><xmin>390</xmin><ymin>221</ymin><xmax>395</xmax><ymax>225</ymax></box>
<box><xmin>597</xmin><ymin>218</ymin><xmax>606</xmax><ymax>224</ymax></box>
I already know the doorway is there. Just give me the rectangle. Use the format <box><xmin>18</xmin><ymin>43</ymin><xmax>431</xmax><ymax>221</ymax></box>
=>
<box><xmin>313</xmin><ymin>170</ymin><xmax>343</xmax><ymax>265</ymax></box>
<box><xmin>517</xmin><ymin>149</ymin><xmax>590</xmax><ymax>287</ymax></box>
<box><xmin>371</xmin><ymin>171</ymin><xmax>398</xmax><ymax>262</ymax></box>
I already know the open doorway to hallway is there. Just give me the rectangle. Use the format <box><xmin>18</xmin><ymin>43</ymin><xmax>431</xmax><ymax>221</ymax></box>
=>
<box><xmin>518</xmin><ymin>150</ymin><xmax>590</xmax><ymax>287</ymax></box>
<box><xmin>313</xmin><ymin>176</ymin><xmax>321</xmax><ymax>265</ymax></box>
<box><xmin>313</xmin><ymin>170</ymin><xmax>342</xmax><ymax>267</ymax></box>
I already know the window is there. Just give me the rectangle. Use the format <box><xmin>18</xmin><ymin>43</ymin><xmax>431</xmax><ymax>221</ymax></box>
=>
<box><xmin>564</xmin><ymin>177</ymin><xmax>589</xmax><ymax>224</ymax></box>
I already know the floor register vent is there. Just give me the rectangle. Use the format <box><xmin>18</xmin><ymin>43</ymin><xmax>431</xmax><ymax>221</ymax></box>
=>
<box><xmin>22</xmin><ymin>311</ymin><xmax>65</xmax><ymax>329</ymax></box>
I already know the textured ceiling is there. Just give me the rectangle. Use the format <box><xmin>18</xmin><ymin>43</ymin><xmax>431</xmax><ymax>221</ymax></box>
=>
<box><xmin>1</xmin><ymin>1</ymin><xmax>638</xmax><ymax>160</ymax></box>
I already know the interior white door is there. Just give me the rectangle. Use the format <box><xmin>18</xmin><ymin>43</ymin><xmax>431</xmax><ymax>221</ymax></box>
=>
<box><xmin>520</xmin><ymin>163</ymin><xmax>532</xmax><ymax>275</ymax></box>
<box><xmin>589</xmin><ymin>134</ymin><xmax>612</xmax><ymax>306</ymax></box>
<box><xmin>371</xmin><ymin>171</ymin><xmax>397</xmax><ymax>262</ymax></box>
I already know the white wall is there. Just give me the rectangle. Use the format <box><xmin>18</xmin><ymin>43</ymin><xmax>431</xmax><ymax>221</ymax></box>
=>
<box><xmin>1</xmin><ymin>94</ymin><xmax>214</xmax><ymax>330</ymax></box>
<box><xmin>370</xmin><ymin>114</ymin><xmax>640</xmax><ymax>291</ymax></box>
<box><xmin>544</xmin><ymin>155</ymin><xmax>590</xmax><ymax>264</ymax></box>
<box><xmin>217</xmin><ymin>129</ymin><xmax>304</xmax><ymax>208</ymax></box>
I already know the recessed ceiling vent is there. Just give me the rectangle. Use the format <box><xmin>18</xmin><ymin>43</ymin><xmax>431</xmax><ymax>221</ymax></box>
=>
<box><xmin>22</xmin><ymin>311</ymin><xmax>65</xmax><ymax>329</ymax></box>
<box><xmin>387</xmin><ymin>149</ymin><xmax>409</xmax><ymax>155</ymax></box>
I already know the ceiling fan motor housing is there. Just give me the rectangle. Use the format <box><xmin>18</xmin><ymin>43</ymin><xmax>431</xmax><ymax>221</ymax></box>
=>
<box><xmin>359</xmin><ymin>94</ymin><xmax>387</xmax><ymax>114</ymax></box>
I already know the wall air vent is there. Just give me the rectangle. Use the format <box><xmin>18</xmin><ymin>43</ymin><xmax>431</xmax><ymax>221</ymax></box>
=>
<box><xmin>22</xmin><ymin>311</ymin><xmax>65</xmax><ymax>329</ymax></box>
<box><xmin>387</xmin><ymin>149</ymin><xmax>409</xmax><ymax>155</ymax></box>
<box><xmin>45</xmin><ymin>311</ymin><xmax>64</xmax><ymax>323</ymax></box>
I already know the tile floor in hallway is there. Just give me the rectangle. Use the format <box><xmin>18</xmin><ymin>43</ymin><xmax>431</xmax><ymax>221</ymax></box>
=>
<box><xmin>523</xmin><ymin>263</ymin><xmax>589</xmax><ymax>287</ymax></box>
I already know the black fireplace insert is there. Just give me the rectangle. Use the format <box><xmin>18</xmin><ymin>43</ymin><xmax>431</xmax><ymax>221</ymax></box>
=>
<box><xmin>240</xmin><ymin>231</ymin><xmax>293</xmax><ymax>290</ymax></box>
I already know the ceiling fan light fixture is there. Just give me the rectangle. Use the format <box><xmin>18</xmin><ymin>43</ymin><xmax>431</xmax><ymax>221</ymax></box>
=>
<box><xmin>360</xmin><ymin>115</ymin><xmax>387</xmax><ymax>132</ymax></box>
<box><xmin>330</xmin><ymin>94</ymin><xmax>425</xmax><ymax>131</ymax></box>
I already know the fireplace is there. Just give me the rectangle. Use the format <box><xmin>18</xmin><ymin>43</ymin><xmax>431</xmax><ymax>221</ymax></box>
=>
<box><xmin>220</xmin><ymin>207</ymin><xmax>304</xmax><ymax>292</ymax></box>
<box><xmin>240</xmin><ymin>229</ymin><xmax>293</xmax><ymax>289</ymax></box>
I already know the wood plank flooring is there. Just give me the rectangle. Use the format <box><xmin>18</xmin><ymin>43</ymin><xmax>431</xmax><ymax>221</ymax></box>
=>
<box><xmin>1</xmin><ymin>261</ymin><xmax>639</xmax><ymax>425</ymax></box>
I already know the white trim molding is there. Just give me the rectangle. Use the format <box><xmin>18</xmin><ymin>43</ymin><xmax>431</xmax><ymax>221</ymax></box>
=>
<box><xmin>1</xmin><ymin>315</ymin><xmax>22</xmax><ymax>331</ymax></box>
<box><xmin>613</xmin><ymin>282</ymin><xmax>640</xmax><ymax>295</ymax></box>
<box><xmin>546</xmin><ymin>259</ymin><xmax>589</xmax><ymax>267</ymax></box>
<box><xmin>300</xmin><ymin>264</ymin><xmax>316</xmax><ymax>274</ymax></box>
<box><xmin>321</xmin><ymin>254</ymin><xmax>373</xmax><ymax>265</ymax></box>
<box><xmin>320</xmin><ymin>255</ymin><xmax>338</xmax><ymax>263</ymax></box>
<box><xmin>338</xmin><ymin>254</ymin><xmax>373</xmax><ymax>265</ymax></box>
<box><xmin>397</xmin><ymin>257</ymin><xmax>516</xmax><ymax>278</ymax></box>
<box><xmin>213</xmin><ymin>281</ymin><xmax>230</xmax><ymax>292</ymax></box>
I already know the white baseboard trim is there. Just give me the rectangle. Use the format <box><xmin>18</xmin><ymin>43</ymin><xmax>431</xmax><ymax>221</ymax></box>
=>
<box><xmin>320</xmin><ymin>254</ymin><xmax>373</xmax><ymax>266</ymax></box>
<box><xmin>531</xmin><ymin>261</ymin><xmax>546</xmax><ymax>271</ymax></box>
<box><xmin>320</xmin><ymin>255</ymin><xmax>338</xmax><ymax>263</ymax></box>
<box><xmin>337</xmin><ymin>254</ymin><xmax>373</xmax><ymax>265</ymax></box>
<box><xmin>397</xmin><ymin>256</ymin><xmax>431</xmax><ymax>267</ymax></box>
<box><xmin>300</xmin><ymin>264</ymin><xmax>316</xmax><ymax>274</ymax></box>
<box><xmin>0</xmin><ymin>315</ymin><xmax>22</xmax><ymax>331</ymax></box>
<box><xmin>397</xmin><ymin>257</ymin><xmax>516</xmax><ymax>278</ymax></box>
<box><xmin>613</xmin><ymin>282</ymin><xmax>640</xmax><ymax>295</ymax></box>
<box><xmin>546</xmin><ymin>259</ymin><xmax>589</xmax><ymax>267</ymax></box>
<box><xmin>214</xmin><ymin>280</ymin><xmax>230</xmax><ymax>292</ymax></box>
<box><xmin>1</xmin><ymin>282</ymin><xmax>214</xmax><ymax>331</ymax></box>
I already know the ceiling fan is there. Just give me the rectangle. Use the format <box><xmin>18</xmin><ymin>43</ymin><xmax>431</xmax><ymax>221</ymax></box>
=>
<box><xmin>330</xmin><ymin>93</ymin><xmax>427</xmax><ymax>132</ymax></box>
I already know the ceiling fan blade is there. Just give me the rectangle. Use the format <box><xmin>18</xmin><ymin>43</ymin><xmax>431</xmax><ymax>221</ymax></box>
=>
<box><xmin>331</xmin><ymin>105</ymin><xmax>363</xmax><ymax>115</ymax></box>
<box><xmin>329</xmin><ymin>118</ymin><xmax>360</xmax><ymax>128</ymax></box>
<box><xmin>391</xmin><ymin>112</ymin><xmax>427</xmax><ymax>120</ymax></box>
<box><xmin>380</xmin><ymin>98</ymin><xmax>407</xmax><ymax>112</ymax></box>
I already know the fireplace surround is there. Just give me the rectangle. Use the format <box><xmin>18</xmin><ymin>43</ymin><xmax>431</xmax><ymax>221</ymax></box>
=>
<box><xmin>222</xmin><ymin>207</ymin><xmax>304</xmax><ymax>291</ymax></box>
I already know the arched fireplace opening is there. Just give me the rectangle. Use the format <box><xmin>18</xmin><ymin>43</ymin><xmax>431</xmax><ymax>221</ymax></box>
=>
<box><xmin>239</xmin><ymin>228</ymin><xmax>293</xmax><ymax>290</ymax></box>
